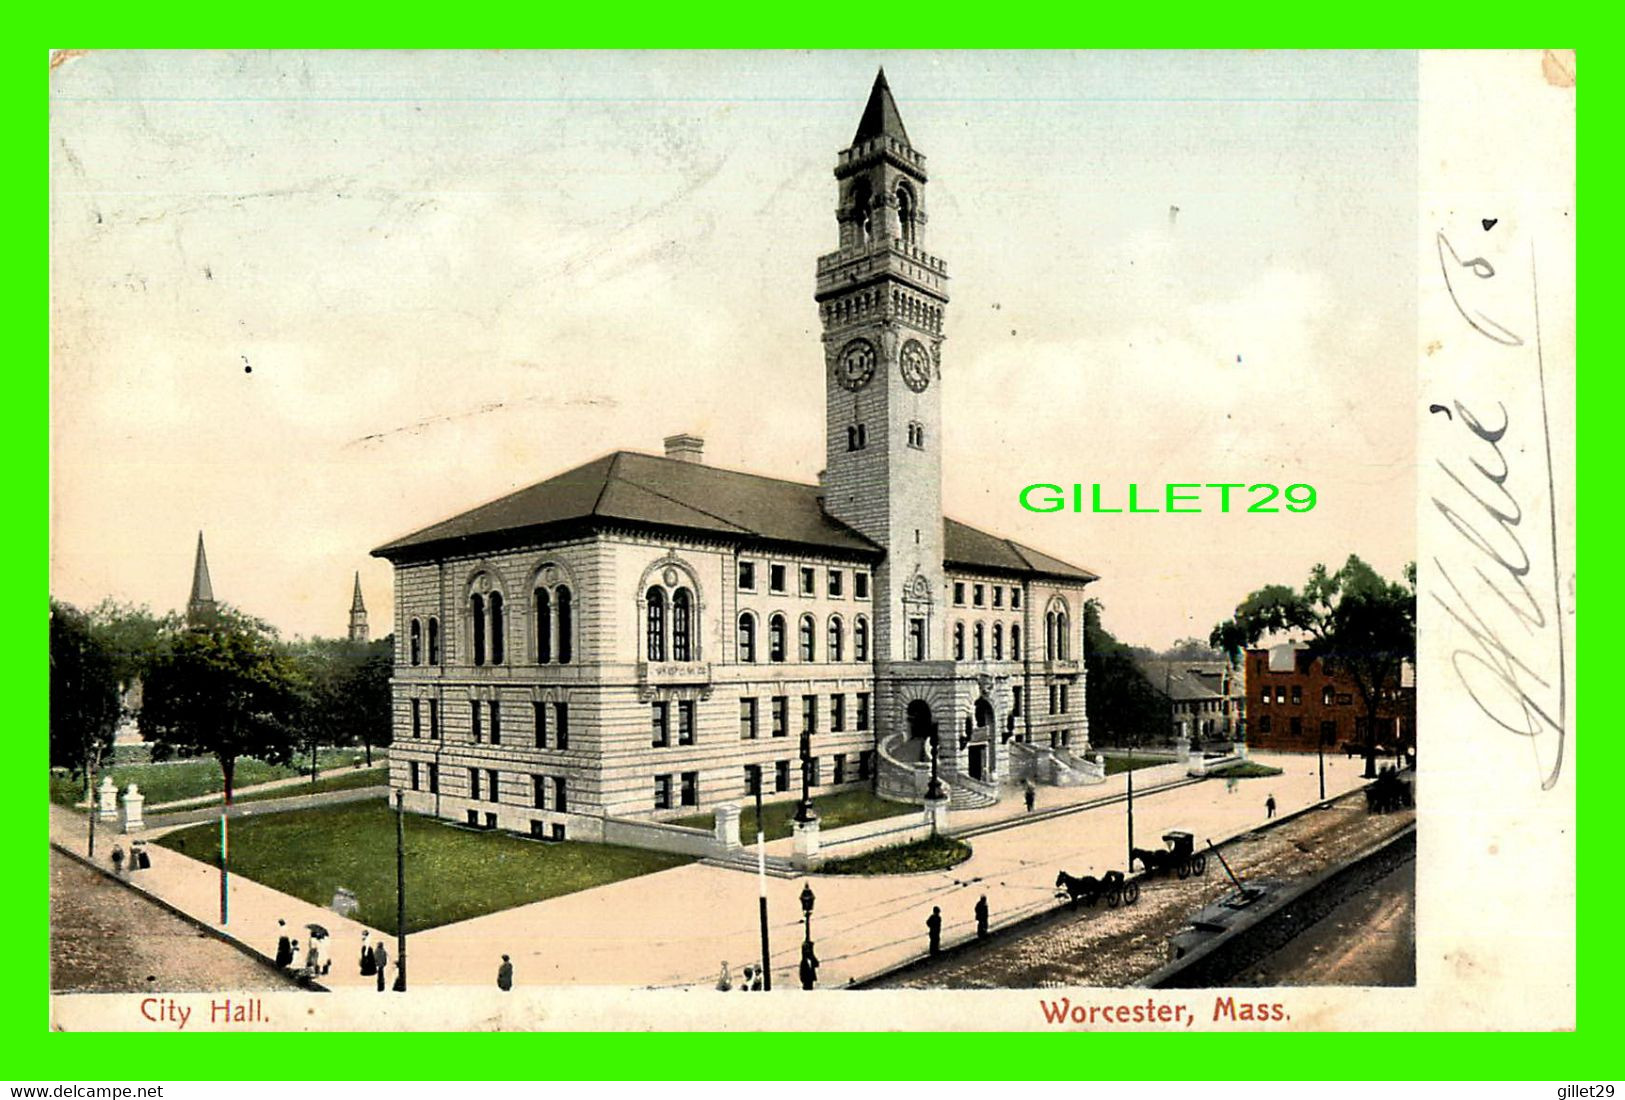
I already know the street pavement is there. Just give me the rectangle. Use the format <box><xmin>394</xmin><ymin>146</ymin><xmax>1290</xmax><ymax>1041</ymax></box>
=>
<box><xmin>48</xmin><ymin>752</ymin><xmax>1368</xmax><ymax>993</ymax></box>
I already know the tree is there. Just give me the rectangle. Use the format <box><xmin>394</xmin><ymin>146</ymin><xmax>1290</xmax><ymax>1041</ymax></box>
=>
<box><xmin>85</xmin><ymin>599</ymin><xmax>171</xmax><ymax>695</ymax></box>
<box><xmin>290</xmin><ymin>635</ymin><xmax>395</xmax><ymax>770</ymax></box>
<box><xmin>1210</xmin><ymin>555</ymin><xmax>1416</xmax><ymax>778</ymax></box>
<box><xmin>1158</xmin><ymin>637</ymin><xmax>1224</xmax><ymax>663</ymax></box>
<box><xmin>1083</xmin><ymin>598</ymin><xmax>1170</xmax><ymax>748</ymax></box>
<box><xmin>49</xmin><ymin>600</ymin><xmax>120</xmax><ymax>779</ymax></box>
<box><xmin>139</xmin><ymin>606</ymin><xmax>305</xmax><ymax>803</ymax></box>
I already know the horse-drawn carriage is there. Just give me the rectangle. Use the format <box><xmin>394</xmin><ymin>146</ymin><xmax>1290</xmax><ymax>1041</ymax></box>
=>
<box><xmin>1131</xmin><ymin>830</ymin><xmax>1209</xmax><ymax>880</ymax></box>
<box><xmin>1055</xmin><ymin>868</ymin><xmax>1140</xmax><ymax>909</ymax></box>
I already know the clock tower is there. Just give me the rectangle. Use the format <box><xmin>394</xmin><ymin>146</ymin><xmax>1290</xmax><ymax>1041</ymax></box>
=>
<box><xmin>817</xmin><ymin>70</ymin><xmax>949</xmax><ymax>664</ymax></box>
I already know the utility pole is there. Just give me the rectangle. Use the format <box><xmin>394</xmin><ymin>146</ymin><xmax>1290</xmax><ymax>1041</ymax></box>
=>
<box><xmin>1318</xmin><ymin>737</ymin><xmax>1326</xmax><ymax>803</ymax></box>
<box><xmin>218</xmin><ymin>809</ymin><xmax>229</xmax><ymax>925</ymax></box>
<box><xmin>395</xmin><ymin>789</ymin><xmax>407</xmax><ymax>991</ymax></box>
<box><xmin>1126</xmin><ymin>733</ymin><xmax>1135</xmax><ymax>868</ymax></box>
<box><xmin>754</xmin><ymin>775</ymin><xmax>771</xmax><ymax>991</ymax></box>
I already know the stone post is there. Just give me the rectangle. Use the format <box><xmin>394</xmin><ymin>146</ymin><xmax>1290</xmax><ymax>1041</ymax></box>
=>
<box><xmin>1174</xmin><ymin>736</ymin><xmax>1191</xmax><ymax>764</ymax></box>
<box><xmin>98</xmin><ymin>776</ymin><xmax>118</xmax><ymax>822</ymax></box>
<box><xmin>120</xmin><ymin>783</ymin><xmax>145</xmax><ymax>833</ymax></box>
<box><xmin>924</xmin><ymin>794</ymin><xmax>950</xmax><ymax>836</ymax></box>
<box><xmin>791</xmin><ymin>816</ymin><xmax>821</xmax><ymax>871</ymax></box>
<box><xmin>1186</xmin><ymin>753</ymin><xmax>1208</xmax><ymax>778</ymax></box>
<box><xmin>714</xmin><ymin>802</ymin><xmax>742</xmax><ymax>851</ymax></box>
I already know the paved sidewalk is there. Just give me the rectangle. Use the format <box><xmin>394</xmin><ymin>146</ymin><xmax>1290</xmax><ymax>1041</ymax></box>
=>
<box><xmin>49</xmin><ymin>753</ymin><xmax>1368</xmax><ymax>994</ymax></box>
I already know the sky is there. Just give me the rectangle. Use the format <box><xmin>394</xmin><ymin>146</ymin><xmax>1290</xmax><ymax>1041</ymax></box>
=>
<box><xmin>49</xmin><ymin>50</ymin><xmax>1418</xmax><ymax>647</ymax></box>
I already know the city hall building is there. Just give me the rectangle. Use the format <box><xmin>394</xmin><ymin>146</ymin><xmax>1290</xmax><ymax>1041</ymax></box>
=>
<box><xmin>373</xmin><ymin>73</ymin><xmax>1099</xmax><ymax>840</ymax></box>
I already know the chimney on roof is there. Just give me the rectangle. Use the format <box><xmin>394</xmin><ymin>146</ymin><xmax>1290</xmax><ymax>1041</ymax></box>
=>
<box><xmin>663</xmin><ymin>433</ymin><xmax>705</xmax><ymax>464</ymax></box>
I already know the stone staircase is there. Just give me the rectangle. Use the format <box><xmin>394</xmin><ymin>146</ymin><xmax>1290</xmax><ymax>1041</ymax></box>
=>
<box><xmin>947</xmin><ymin>772</ymin><xmax>998</xmax><ymax>809</ymax></box>
<box><xmin>699</xmin><ymin>848</ymin><xmax>800</xmax><ymax>878</ymax></box>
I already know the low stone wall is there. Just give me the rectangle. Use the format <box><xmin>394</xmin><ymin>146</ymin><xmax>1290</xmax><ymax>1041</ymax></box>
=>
<box><xmin>143</xmin><ymin>785</ymin><xmax>388</xmax><ymax>831</ymax></box>
<box><xmin>812</xmin><ymin>812</ymin><xmax>936</xmax><ymax>865</ymax></box>
<box><xmin>601</xmin><ymin>816</ymin><xmax>723</xmax><ymax>858</ymax></box>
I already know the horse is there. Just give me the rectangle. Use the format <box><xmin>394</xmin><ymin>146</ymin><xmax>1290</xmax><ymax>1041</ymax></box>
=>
<box><xmin>1130</xmin><ymin>847</ymin><xmax>1168</xmax><ymax>875</ymax></box>
<box><xmin>1055</xmin><ymin>870</ymin><xmax>1104</xmax><ymax>908</ymax></box>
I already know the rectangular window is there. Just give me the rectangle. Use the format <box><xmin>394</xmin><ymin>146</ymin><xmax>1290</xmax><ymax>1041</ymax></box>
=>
<box><xmin>651</xmin><ymin>702</ymin><xmax>670</xmax><ymax>747</ymax></box>
<box><xmin>1275</xmin><ymin>687</ymin><xmax>1287</xmax><ymax>703</ymax></box>
<box><xmin>771</xmin><ymin>696</ymin><xmax>788</xmax><ymax>738</ymax></box>
<box><xmin>909</xmin><ymin>618</ymin><xmax>926</xmax><ymax>660</ymax></box>
<box><xmin>1049</xmin><ymin>684</ymin><xmax>1058</xmax><ymax>714</ymax></box>
<box><xmin>856</xmin><ymin>692</ymin><xmax>871</xmax><ymax>730</ymax></box>
<box><xmin>831</xmin><ymin>694</ymin><xmax>846</xmax><ymax>732</ymax></box>
<box><xmin>411</xmin><ymin>698</ymin><xmax>422</xmax><ymax>739</ymax></box>
<box><xmin>1011</xmin><ymin>589</ymin><xmax>1022</xmax><ymax>610</ymax></box>
<box><xmin>740</xmin><ymin>697</ymin><xmax>758</xmax><ymax>740</ymax></box>
<box><xmin>1320</xmin><ymin>719</ymin><xmax>1337</xmax><ymax>745</ymax></box>
<box><xmin>1290</xmin><ymin>716</ymin><xmax>1303</xmax><ymax>736</ymax></box>
<box><xmin>1059</xmin><ymin>685</ymin><xmax>1069</xmax><ymax>714</ymax></box>
<box><xmin>489</xmin><ymin>700</ymin><xmax>501</xmax><ymax>745</ymax></box>
<box><xmin>973</xmin><ymin>584</ymin><xmax>985</xmax><ymax>607</ymax></box>
<box><xmin>680</xmin><ymin>771</ymin><xmax>699</xmax><ymax>807</ymax></box>
<box><xmin>429</xmin><ymin>699</ymin><xmax>440</xmax><ymax>740</ymax></box>
<box><xmin>802</xmin><ymin>694</ymin><xmax>817</xmax><ymax>735</ymax></box>
<box><xmin>471</xmin><ymin>700</ymin><xmax>482</xmax><ymax>744</ymax></box>
<box><xmin>953</xmin><ymin>582</ymin><xmax>966</xmax><ymax>606</ymax></box>
<box><xmin>992</xmin><ymin>586</ymin><xmax>1004</xmax><ymax>608</ymax></box>
<box><xmin>531</xmin><ymin>820</ymin><xmax>546</xmax><ymax>839</ymax></box>
<box><xmin>774</xmin><ymin>759</ymin><xmax>791</xmax><ymax>793</ymax></box>
<box><xmin>410</xmin><ymin>761</ymin><xmax>420</xmax><ymax>790</ymax></box>
<box><xmin>744</xmin><ymin>764</ymin><xmax>762</xmax><ymax>797</ymax></box>
<box><xmin>487</xmin><ymin>769</ymin><xmax>499</xmax><ymax>803</ymax></box>
<box><xmin>485</xmin><ymin>811</ymin><xmax>497</xmax><ymax>829</ymax></box>
<box><xmin>555</xmin><ymin>703</ymin><xmax>569</xmax><ymax>750</ymax></box>
<box><xmin>553</xmin><ymin>776</ymin><xmax>567</xmax><ymax>813</ymax></box>
<box><xmin>654</xmin><ymin>774</ymin><xmax>672</xmax><ymax>810</ymax></box>
<box><xmin>532</xmin><ymin>774</ymin><xmax>546</xmax><ymax>810</ymax></box>
<box><xmin>800</xmin><ymin>566</ymin><xmax>816</xmax><ymax>596</ymax></box>
<box><xmin>428</xmin><ymin>762</ymin><xmax>439</xmax><ymax>794</ymax></box>
<box><xmin>769</xmin><ymin>564</ymin><xmax>787</xmax><ymax>593</ymax></box>
<box><xmin>534</xmin><ymin>701</ymin><xmax>548</xmax><ymax>748</ymax></box>
<box><xmin>1259</xmin><ymin>689</ymin><xmax>1269</xmax><ymax>706</ymax></box>
<box><xmin>855</xmin><ymin>572</ymin><xmax>870</xmax><ymax>599</ymax></box>
<box><xmin>678</xmin><ymin>700</ymin><xmax>696</xmax><ymax>746</ymax></box>
<box><xmin>1258</xmin><ymin>715</ymin><xmax>1273</xmax><ymax>733</ymax></box>
<box><xmin>833</xmin><ymin>754</ymin><xmax>846</xmax><ymax>785</ymax></box>
<box><xmin>828</xmin><ymin>569</ymin><xmax>844</xmax><ymax>598</ymax></box>
<box><xmin>469</xmin><ymin>768</ymin><xmax>481</xmax><ymax>800</ymax></box>
<box><xmin>1012</xmin><ymin>686</ymin><xmax>1023</xmax><ymax>717</ymax></box>
<box><xmin>1291</xmin><ymin>685</ymin><xmax>1302</xmax><ymax>706</ymax></box>
<box><xmin>467</xmin><ymin>809</ymin><xmax>479</xmax><ymax>826</ymax></box>
<box><xmin>738</xmin><ymin>560</ymin><xmax>756</xmax><ymax>590</ymax></box>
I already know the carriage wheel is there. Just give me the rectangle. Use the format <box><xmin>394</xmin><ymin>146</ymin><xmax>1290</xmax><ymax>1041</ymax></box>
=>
<box><xmin>1193</xmin><ymin>854</ymin><xmax>1208</xmax><ymax>876</ymax></box>
<box><xmin>1106</xmin><ymin>887</ymin><xmax>1122</xmax><ymax>909</ymax></box>
<box><xmin>1123</xmin><ymin>881</ymin><xmax>1140</xmax><ymax>905</ymax></box>
<box><xmin>1177</xmin><ymin>859</ymin><xmax>1191</xmax><ymax>880</ymax></box>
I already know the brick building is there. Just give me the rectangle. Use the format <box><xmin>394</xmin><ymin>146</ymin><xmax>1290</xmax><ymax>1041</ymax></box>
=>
<box><xmin>1245</xmin><ymin>643</ymin><xmax>1414</xmax><ymax>755</ymax></box>
<box><xmin>371</xmin><ymin>73</ymin><xmax>1100</xmax><ymax>841</ymax></box>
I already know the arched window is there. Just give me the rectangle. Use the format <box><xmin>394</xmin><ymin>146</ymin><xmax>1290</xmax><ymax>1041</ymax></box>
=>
<box><xmin>646</xmin><ymin>587</ymin><xmax>666</xmax><ymax>662</ymax></box>
<box><xmin>556</xmin><ymin>587</ymin><xmax>573</xmax><ymax>664</ymax></box>
<box><xmin>409</xmin><ymin>619</ymin><xmax>422</xmax><ymax>666</ymax></box>
<box><xmin>799</xmin><ymin>614</ymin><xmax>816</xmax><ymax>661</ymax></box>
<box><xmin>1011</xmin><ymin>624</ymin><xmax>1021</xmax><ymax>661</ymax></box>
<box><xmin>769</xmin><ymin>614</ymin><xmax>787</xmax><ymax>663</ymax></box>
<box><xmin>854</xmin><ymin>616</ymin><xmax>870</xmax><ymax>661</ymax></box>
<box><xmin>1057</xmin><ymin>612</ymin><xmax>1070</xmax><ymax>660</ymax></box>
<box><xmin>738</xmin><ymin>613</ymin><xmax>757</xmax><ymax>663</ymax></box>
<box><xmin>973</xmin><ymin>622</ymin><xmax>985</xmax><ymax>662</ymax></box>
<box><xmin>1044</xmin><ymin>611</ymin><xmax>1056</xmax><ymax>660</ymax></box>
<box><xmin>671</xmin><ymin>588</ymin><xmax>693</xmax><ymax>662</ymax></box>
<box><xmin>993</xmin><ymin>622</ymin><xmax>1004</xmax><ymax>661</ymax></box>
<box><xmin>534</xmin><ymin>587</ymin><xmax>552</xmax><ymax>664</ymax></box>
<box><xmin>953</xmin><ymin>622</ymin><xmax>965</xmax><ymax>661</ymax></box>
<box><xmin>828</xmin><ymin>617</ymin><xmax>844</xmax><ymax>662</ymax></box>
<box><xmin>1322</xmin><ymin>684</ymin><xmax>1335</xmax><ymax>706</ymax></box>
<box><xmin>489</xmin><ymin>592</ymin><xmax>505</xmax><ymax>664</ymax></box>
<box><xmin>896</xmin><ymin>183</ymin><xmax>917</xmax><ymax>246</ymax></box>
<box><xmin>471</xmin><ymin>593</ymin><xmax>487</xmax><ymax>667</ymax></box>
<box><xmin>428</xmin><ymin>618</ymin><xmax>440</xmax><ymax>665</ymax></box>
<box><xmin>851</xmin><ymin>177</ymin><xmax>873</xmax><ymax>244</ymax></box>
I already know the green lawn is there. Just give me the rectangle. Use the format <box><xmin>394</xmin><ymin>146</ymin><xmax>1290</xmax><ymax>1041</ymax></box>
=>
<box><xmin>1208</xmin><ymin>761</ymin><xmax>1284</xmax><ymax>779</ymax></box>
<box><xmin>231</xmin><ymin>767</ymin><xmax>389</xmax><ymax>805</ymax></box>
<box><xmin>1101</xmin><ymin>754</ymin><xmax>1176</xmax><ymax>777</ymax></box>
<box><xmin>49</xmin><ymin>749</ymin><xmax>378</xmax><ymax>808</ymax></box>
<box><xmin>671</xmin><ymin>788</ymin><xmax>912</xmax><ymax>842</ymax></box>
<box><xmin>153</xmin><ymin>801</ymin><xmax>692</xmax><ymax>934</ymax></box>
<box><xmin>819</xmin><ymin>835</ymin><xmax>971</xmax><ymax>876</ymax></box>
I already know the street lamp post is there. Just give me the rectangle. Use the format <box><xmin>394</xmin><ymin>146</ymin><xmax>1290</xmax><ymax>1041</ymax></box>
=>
<box><xmin>799</xmin><ymin>885</ymin><xmax>817</xmax><ymax>990</ymax></box>
<box><xmin>753</xmin><ymin>773</ymin><xmax>772</xmax><ymax>992</ymax></box>
<box><xmin>1317</xmin><ymin>737</ymin><xmax>1326</xmax><ymax>803</ymax></box>
<box><xmin>1125</xmin><ymin>732</ymin><xmax>1135</xmax><ymax>869</ymax></box>
<box><xmin>394</xmin><ymin>789</ymin><xmax>407</xmax><ymax>991</ymax></box>
<box><xmin>793</xmin><ymin>726</ymin><xmax>818</xmax><ymax>825</ymax></box>
<box><xmin>924</xmin><ymin>726</ymin><xmax>945</xmax><ymax>802</ymax></box>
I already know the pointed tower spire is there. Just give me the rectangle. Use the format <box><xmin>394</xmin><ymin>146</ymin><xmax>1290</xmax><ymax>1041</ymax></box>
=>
<box><xmin>348</xmin><ymin>570</ymin><xmax>370</xmax><ymax>643</ymax></box>
<box><xmin>852</xmin><ymin>67</ymin><xmax>910</xmax><ymax>146</ymax></box>
<box><xmin>186</xmin><ymin>531</ymin><xmax>216</xmax><ymax>624</ymax></box>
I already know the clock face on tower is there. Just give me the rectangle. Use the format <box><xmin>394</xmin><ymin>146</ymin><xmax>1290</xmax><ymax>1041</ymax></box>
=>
<box><xmin>900</xmin><ymin>339</ymin><xmax>931</xmax><ymax>392</ymax></box>
<box><xmin>835</xmin><ymin>338</ymin><xmax>876</xmax><ymax>391</ymax></box>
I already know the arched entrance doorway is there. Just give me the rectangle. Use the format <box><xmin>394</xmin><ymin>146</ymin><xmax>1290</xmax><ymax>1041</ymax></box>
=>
<box><xmin>906</xmin><ymin>699</ymin><xmax>936</xmax><ymax>764</ymax></box>
<box><xmin>967</xmin><ymin>698</ymin><xmax>995</xmax><ymax>780</ymax></box>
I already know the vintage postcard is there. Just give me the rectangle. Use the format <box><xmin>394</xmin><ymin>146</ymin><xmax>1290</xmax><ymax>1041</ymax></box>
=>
<box><xmin>46</xmin><ymin>49</ymin><xmax>1575</xmax><ymax>1032</ymax></box>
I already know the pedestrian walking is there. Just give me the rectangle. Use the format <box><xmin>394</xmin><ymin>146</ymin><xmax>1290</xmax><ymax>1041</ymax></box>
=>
<box><xmin>359</xmin><ymin>931</ymin><xmax>375</xmax><ymax>976</ymax></box>
<box><xmin>799</xmin><ymin>940</ymin><xmax>820</xmax><ymax>990</ymax></box>
<box><xmin>497</xmin><ymin>954</ymin><xmax>513</xmax><ymax>991</ymax></box>
<box><xmin>750</xmin><ymin>966</ymin><xmax>763</xmax><ymax>991</ymax></box>
<box><xmin>1023</xmin><ymin>781</ymin><xmax>1036</xmax><ymax>813</ymax></box>
<box><xmin>1266</xmin><ymin>793</ymin><xmax>1277</xmax><ymax>819</ymax></box>
<box><xmin>372</xmin><ymin>941</ymin><xmax>388</xmax><ymax>992</ymax></box>
<box><xmin>715</xmin><ymin>961</ymin><xmax>732</xmax><ymax>992</ymax></box>
<box><xmin>304</xmin><ymin>936</ymin><xmax>321</xmax><ymax>978</ymax></box>
<box><xmin>927</xmin><ymin>906</ymin><xmax>943</xmax><ymax>956</ymax></box>
<box><xmin>738</xmin><ymin>965</ymin><xmax>754</xmax><ymax>991</ymax></box>
<box><xmin>111</xmin><ymin>844</ymin><xmax>125</xmax><ymax>876</ymax></box>
<box><xmin>132</xmin><ymin>840</ymin><xmax>151</xmax><ymax>870</ymax></box>
<box><xmin>274</xmin><ymin>920</ymin><xmax>294</xmax><ymax>970</ymax></box>
<box><xmin>974</xmin><ymin>895</ymin><xmax>990</xmax><ymax>940</ymax></box>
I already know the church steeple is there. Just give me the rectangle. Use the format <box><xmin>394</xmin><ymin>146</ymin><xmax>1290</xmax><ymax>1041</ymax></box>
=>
<box><xmin>348</xmin><ymin>571</ymin><xmax>369</xmax><ymax>643</ymax></box>
<box><xmin>186</xmin><ymin>531</ymin><xmax>216</xmax><ymax>624</ymax></box>
<box><xmin>852</xmin><ymin>68</ymin><xmax>910</xmax><ymax>146</ymax></box>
